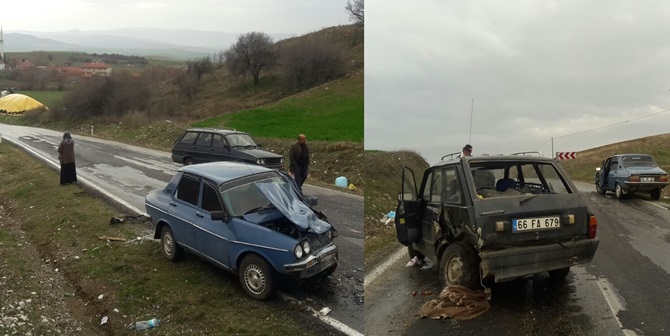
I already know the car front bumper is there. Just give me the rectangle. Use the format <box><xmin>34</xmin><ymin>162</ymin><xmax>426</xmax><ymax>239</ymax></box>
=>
<box><xmin>480</xmin><ymin>238</ymin><xmax>600</xmax><ymax>282</ymax></box>
<box><xmin>284</xmin><ymin>244</ymin><xmax>338</xmax><ymax>278</ymax></box>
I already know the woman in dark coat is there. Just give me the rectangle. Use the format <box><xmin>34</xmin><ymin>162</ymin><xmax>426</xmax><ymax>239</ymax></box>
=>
<box><xmin>58</xmin><ymin>132</ymin><xmax>77</xmax><ymax>185</ymax></box>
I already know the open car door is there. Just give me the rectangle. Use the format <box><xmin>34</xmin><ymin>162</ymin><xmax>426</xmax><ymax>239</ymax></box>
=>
<box><xmin>395</xmin><ymin>166</ymin><xmax>423</xmax><ymax>246</ymax></box>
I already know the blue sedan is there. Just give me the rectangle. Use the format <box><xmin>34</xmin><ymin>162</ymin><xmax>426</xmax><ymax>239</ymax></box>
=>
<box><xmin>145</xmin><ymin>161</ymin><xmax>338</xmax><ymax>300</ymax></box>
<box><xmin>595</xmin><ymin>154</ymin><xmax>669</xmax><ymax>200</ymax></box>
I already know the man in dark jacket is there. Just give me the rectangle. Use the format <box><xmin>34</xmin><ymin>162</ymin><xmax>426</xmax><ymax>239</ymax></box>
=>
<box><xmin>289</xmin><ymin>134</ymin><xmax>309</xmax><ymax>192</ymax></box>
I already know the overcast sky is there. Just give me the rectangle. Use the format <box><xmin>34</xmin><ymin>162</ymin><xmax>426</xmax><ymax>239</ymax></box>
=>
<box><xmin>0</xmin><ymin>0</ymin><xmax>348</xmax><ymax>34</ymax></box>
<box><xmin>365</xmin><ymin>0</ymin><xmax>670</xmax><ymax>165</ymax></box>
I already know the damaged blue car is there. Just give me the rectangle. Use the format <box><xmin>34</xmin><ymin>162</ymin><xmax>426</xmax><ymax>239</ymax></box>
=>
<box><xmin>145</xmin><ymin>161</ymin><xmax>338</xmax><ymax>300</ymax></box>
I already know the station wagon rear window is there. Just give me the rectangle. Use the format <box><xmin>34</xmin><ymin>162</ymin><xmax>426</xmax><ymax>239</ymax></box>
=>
<box><xmin>470</xmin><ymin>161</ymin><xmax>571</xmax><ymax>199</ymax></box>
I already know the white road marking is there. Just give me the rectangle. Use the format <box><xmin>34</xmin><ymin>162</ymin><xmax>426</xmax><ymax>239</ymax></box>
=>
<box><xmin>1</xmin><ymin>133</ymin><xmax>362</xmax><ymax>335</ymax></box>
<box><xmin>595</xmin><ymin>278</ymin><xmax>637</xmax><ymax>336</ymax></box>
<box><xmin>278</xmin><ymin>293</ymin><xmax>363</xmax><ymax>336</ymax></box>
<box><xmin>364</xmin><ymin>246</ymin><xmax>407</xmax><ymax>286</ymax></box>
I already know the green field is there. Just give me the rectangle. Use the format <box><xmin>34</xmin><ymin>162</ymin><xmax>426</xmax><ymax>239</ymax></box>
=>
<box><xmin>193</xmin><ymin>72</ymin><xmax>364</xmax><ymax>142</ymax></box>
<box><xmin>18</xmin><ymin>91</ymin><xmax>67</xmax><ymax>109</ymax></box>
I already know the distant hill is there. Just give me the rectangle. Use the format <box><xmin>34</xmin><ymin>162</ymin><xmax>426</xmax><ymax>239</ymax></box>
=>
<box><xmin>5</xmin><ymin>28</ymin><xmax>296</xmax><ymax>60</ymax></box>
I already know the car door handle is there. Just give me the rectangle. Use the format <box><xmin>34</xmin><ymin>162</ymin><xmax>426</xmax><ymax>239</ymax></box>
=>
<box><xmin>196</xmin><ymin>212</ymin><xmax>204</xmax><ymax>218</ymax></box>
<box><xmin>169</xmin><ymin>202</ymin><xmax>177</xmax><ymax>207</ymax></box>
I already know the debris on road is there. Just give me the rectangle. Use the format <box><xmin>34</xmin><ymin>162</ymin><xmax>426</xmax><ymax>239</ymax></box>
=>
<box><xmin>101</xmin><ymin>316</ymin><xmax>108</xmax><ymax>325</ymax></box>
<box><xmin>110</xmin><ymin>214</ymin><xmax>150</xmax><ymax>225</ymax></box>
<box><xmin>418</xmin><ymin>285</ymin><xmax>490</xmax><ymax>321</ymax></box>
<box><xmin>319</xmin><ymin>307</ymin><xmax>332</xmax><ymax>316</ymax></box>
<box><xmin>98</xmin><ymin>236</ymin><xmax>127</xmax><ymax>242</ymax></box>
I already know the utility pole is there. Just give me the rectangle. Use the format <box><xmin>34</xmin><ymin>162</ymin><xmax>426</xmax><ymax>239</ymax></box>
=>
<box><xmin>469</xmin><ymin>97</ymin><xmax>474</xmax><ymax>144</ymax></box>
<box><xmin>551</xmin><ymin>137</ymin><xmax>554</xmax><ymax>158</ymax></box>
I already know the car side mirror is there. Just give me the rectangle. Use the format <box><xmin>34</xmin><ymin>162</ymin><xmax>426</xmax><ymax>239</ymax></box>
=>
<box><xmin>305</xmin><ymin>196</ymin><xmax>318</xmax><ymax>206</ymax></box>
<box><xmin>211</xmin><ymin>211</ymin><xmax>228</xmax><ymax>222</ymax></box>
<box><xmin>257</xmin><ymin>144</ymin><xmax>262</xmax><ymax>148</ymax></box>
<box><xmin>595</xmin><ymin>167</ymin><xmax>601</xmax><ymax>172</ymax></box>
<box><xmin>398</xmin><ymin>192</ymin><xmax>415</xmax><ymax>202</ymax></box>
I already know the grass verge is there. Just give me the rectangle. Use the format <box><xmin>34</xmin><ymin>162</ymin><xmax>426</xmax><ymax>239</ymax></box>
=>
<box><xmin>0</xmin><ymin>140</ymin><xmax>334</xmax><ymax>335</ymax></box>
<box><xmin>362</xmin><ymin>150</ymin><xmax>429</xmax><ymax>268</ymax></box>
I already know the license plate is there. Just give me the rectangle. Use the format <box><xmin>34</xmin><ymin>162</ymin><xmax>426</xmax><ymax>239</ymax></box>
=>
<box><xmin>513</xmin><ymin>216</ymin><xmax>560</xmax><ymax>233</ymax></box>
<box><xmin>641</xmin><ymin>176</ymin><xmax>655</xmax><ymax>182</ymax></box>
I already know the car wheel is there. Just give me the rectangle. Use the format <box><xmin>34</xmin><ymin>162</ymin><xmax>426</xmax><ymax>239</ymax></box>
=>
<box><xmin>161</xmin><ymin>225</ymin><xmax>183</xmax><ymax>262</ymax></box>
<box><xmin>548</xmin><ymin>267</ymin><xmax>570</xmax><ymax>280</ymax></box>
<box><xmin>615</xmin><ymin>183</ymin><xmax>625</xmax><ymax>199</ymax></box>
<box><xmin>438</xmin><ymin>242</ymin><xmax>481</xmax><ymax>290</ymax></box>
<box><xmin>239</xmin><ymin>254</ymin><xmax>276</xmax><ymax>301</ymax></box>
<box><xmin>184</xmin><ymin>157</ymin><xmax>195</xmax><ymax>165</ymax></box>
<box><xmin>650</xmin><ymin>189</ymin><xmax>661</xmax><ymax>200</ymax></box>
<box><xmin>595</xmin><ymin>181</ymin><xmax>605</xmax><ymax>195</ymax></box>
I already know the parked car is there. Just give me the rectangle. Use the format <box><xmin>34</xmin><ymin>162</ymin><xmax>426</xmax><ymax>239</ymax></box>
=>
<box><xmin>145</xmin><ymin>161</ymin><xmax>338</xmax><ymax>300</ymax></box>
<box><xmin>171</xmin><ymin>127</ymin><xmax>284</xmax><ymax>169</ymax></box>
<box><xmin>595</xmin><ymin>154</ymin><xmax>669</xmax><ymax>200</ymax></box>
<box><xmin>395</xmin><ymin>154</ymin><xmax>600</xmax><ymax>289</ymax></box>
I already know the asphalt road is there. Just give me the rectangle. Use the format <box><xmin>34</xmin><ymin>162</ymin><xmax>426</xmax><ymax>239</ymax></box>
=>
<box><xmin>365</xmin><ymin>180</ymin><xmax>670</xmax><ymax>336</ymax></box>
<box><xmin>0</xmin><ymin>124</ymin><xmax>364</xmax><ymax>334</ymax></box>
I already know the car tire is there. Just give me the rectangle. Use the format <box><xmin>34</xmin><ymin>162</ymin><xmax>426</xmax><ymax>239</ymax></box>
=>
<box><xmin>239</xmin><ymin>254</ymin><xmax>276</xmax><ymax>301</ymax></box>
<box><xmin>650</xmin><ymin>189</ymin><xmax>661</xmax><ymax>200</ymax></box>
<box><xmin>615</xmin><ymin>183</ymin><xmax>625</xmax><ymax>199</ymax></box>
<box><xmin>438</xmin><ymin>242</ymin><xmax>481</xmax><ymax>290</ymax></box>
<box><xmin>161</xmin><ymin>225</ymin><xmax>183</xmax><ymax>262</ymax></box>
<box><xmin>595</xmin><ymin>181</ymin><xmax>605</xmax><ymax>195</ymax></box>
<box><xmin>184</xmin><ymin>157</ymin><xmax>195</xmax><ymax>165</ymax></box>
<box><xmin>548</xmin><ymin>267</ymin><xmax>570</xmax><ymax>280</ymax></box>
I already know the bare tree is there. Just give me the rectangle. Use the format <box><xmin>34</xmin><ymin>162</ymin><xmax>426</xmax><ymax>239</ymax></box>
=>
<box><xmin>224</xmin><ymin>32</ymin><xmax>278</xmax><ymax>85</ymax></box>
<box><xmin>187</xmin><ymin>56</ymin><xmax>214</xmax><ymax>81</ymax></box>
<box><xmin>214</xmin><ymin>50</ymin><xmax>226</xmax><ymax>68</ymax></box>
<box><xmin>345</xmin><ymin>0</ymin><xmax>364</xmax><ymax>25</ymax></box>
<box><xmin>280</xmin><ymin>37</ymin><xmax>346</xmax><ymax>92</ymax></box>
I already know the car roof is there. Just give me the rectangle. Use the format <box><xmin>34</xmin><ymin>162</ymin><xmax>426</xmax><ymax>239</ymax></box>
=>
<box><xmin>432</xmin><ymin>155</ymin><xmax>557</xmax><ymax>168</ymax></box>
<box><xmin>186</xmin><ymin>127</ymin><xmax>247</xmax><ymax>135</ymax></box>
<box><xmin>178</xmin><ymin>161</ymin><xmax>272</xmax><ymax>184</ymax></box>
<box><xmin>611</xmin><ymin>153</ymin><xmax>652</xmax><ymax>157</ymax></box>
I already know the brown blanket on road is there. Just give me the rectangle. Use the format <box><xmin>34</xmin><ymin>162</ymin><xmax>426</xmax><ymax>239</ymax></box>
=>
<box><xmin>417</xmin><ymin>285</ymin><xmax>490</xmax><ymax>320</ymax></box>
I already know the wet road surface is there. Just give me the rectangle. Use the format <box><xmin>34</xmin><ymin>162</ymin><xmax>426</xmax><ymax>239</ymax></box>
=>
<box><xmin>0</xmin><ymin>124</ymin><xmax>364</xmax><ymax>334</ymax></box>
<box><xmin>365</xmin><ymin>181</ymin><xmax>670</xmax><ymax>336</ymax></box>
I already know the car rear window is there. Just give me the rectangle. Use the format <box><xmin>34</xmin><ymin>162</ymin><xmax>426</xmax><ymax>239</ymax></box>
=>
<box><xmin>470</xmin><ymin>161</ymin><xmax>570</xmax><ymax>199</ymax></box>
<box><xmin>622</xmin><ymin>155</ymin><xmax>656</xmax><ymax>168</ymax></box>
<box><xmin>179</xmin><ymin>132</ymin><xmax>199</xmax><ymax>145</ymax></box>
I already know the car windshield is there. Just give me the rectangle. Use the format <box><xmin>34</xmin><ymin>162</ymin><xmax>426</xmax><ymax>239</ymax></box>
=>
<box><xmin>220</xmin><ymin>176</ymin><xmax>293</xmax><ymax>217</ymax></box>
<box><xmin>622</xmin><ymin>155</ymin><xmax>656</xmax><ymax>168</ymax></box>
<box><xmin>470</xmin><ymin>161</ymin><xmax>570</xmax><ymax>199</ymax></box>
<box><xmin>227</xmin><ymin>134</ymin><xmax>257</xmax><ymax>148</ymax></box>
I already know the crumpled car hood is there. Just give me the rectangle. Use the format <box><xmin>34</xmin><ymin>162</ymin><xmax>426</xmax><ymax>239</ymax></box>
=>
<box><xmin>256</xmin><ymin>181</ymin><xmax>331</xmax><ymax>234</ymax></box>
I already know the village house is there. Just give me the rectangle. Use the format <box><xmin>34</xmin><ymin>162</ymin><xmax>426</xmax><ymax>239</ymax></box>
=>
<box><xmin>81</xmin><ymin>61</ymin><xmax>112</xmax><ymax>77</ymax></box>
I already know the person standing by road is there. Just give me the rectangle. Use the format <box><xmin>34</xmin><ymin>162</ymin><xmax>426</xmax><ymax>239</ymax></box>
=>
<box><xmin>462</xmin><ymin>144</ymin><xmax>473</xmax><ymax>157</ymax></box>
<box><xmin>58</xmin><ymin>132</ymin><xmax>77</xmax><ymax>185</ymax></box>
<box><xmin>289</xmin><ymin>134</ymin><xmax>309</xmax><ymax>192</ymax></box>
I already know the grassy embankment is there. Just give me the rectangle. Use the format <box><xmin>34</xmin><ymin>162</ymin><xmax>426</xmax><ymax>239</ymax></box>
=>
<box><xmin>0</xmin><ymin>140</ymin><xmax>332</xmax><ymax>335</ymax></box>
<box><xmin>363</xmin><ymin>150</ymin><xmax>429</xmax><ymax>268</ymax></box>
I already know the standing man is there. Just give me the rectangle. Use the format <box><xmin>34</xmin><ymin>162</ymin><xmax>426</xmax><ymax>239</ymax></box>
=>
<box><xmin>289</xmin><ymin>134</ymin><xmax>310</xmax><ymax>192</ymax></box>
<box><xmin>462</xmin><ymin>144</ymin><xmax>473</xmax><ymax>157</ymax></box>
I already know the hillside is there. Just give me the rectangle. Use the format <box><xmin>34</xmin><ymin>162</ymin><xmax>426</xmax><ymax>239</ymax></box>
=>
<box><xmin>363</xmin><ymin>150</ymin><xmax>430</xmax><ymax>267</ymax></box>
<box><xmin>0</xmin><ymin>24</ymin><xmax>364</xmax><ymax>192</ymax></box>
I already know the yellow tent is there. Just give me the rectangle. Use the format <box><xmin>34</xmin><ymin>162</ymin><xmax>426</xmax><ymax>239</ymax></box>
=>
<box><xmin>0</xmin><ymin>94</ymin><xmax>48</xmax><ymax>115</ymax></box>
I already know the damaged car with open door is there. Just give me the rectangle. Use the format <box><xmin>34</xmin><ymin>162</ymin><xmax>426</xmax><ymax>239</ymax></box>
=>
<box><xmin>145</xmin><ymin>161</ymin><xmax>338</xmax><ymax>300</ymax></box>
<box><xmin>395</xmin><ymin>154</ymin><xmax>599</xmax><ymax>289</ymax></box>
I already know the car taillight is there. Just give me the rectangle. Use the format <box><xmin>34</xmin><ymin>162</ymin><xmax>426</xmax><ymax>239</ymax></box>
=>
<box><xmin>588</xmin><ymin>215</ymin><xmax>598</xmax><ymax>239</ymax></box>
<box><xmin>629</xmin><ymin>175</ymin><xmax>640</xmax><ymax>182</ymax></box>
<box><xmin>660</xmin><ymin>175</ymin><xmax>669</xmax><ymax>183</ymax></box>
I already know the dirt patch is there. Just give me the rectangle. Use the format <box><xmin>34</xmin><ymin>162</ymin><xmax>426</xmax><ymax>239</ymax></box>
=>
<box><xmin>0</xmin><ymin>201</ymin><xmax>100</xmax><ymax>335</ymax></box>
